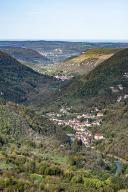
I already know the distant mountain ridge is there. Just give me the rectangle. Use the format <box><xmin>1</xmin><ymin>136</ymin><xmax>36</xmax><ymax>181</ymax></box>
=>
<box><xmin>0</xmin><ymin>46</ymin><xmax>50</xmax><ymax>65</ymax></box>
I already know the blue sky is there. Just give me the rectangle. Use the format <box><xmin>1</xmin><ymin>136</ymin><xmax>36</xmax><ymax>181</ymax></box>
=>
<box><xmin>0</xmin><ymin>0</ymin><xmax>128</xmax><ymax>41</ymax></box>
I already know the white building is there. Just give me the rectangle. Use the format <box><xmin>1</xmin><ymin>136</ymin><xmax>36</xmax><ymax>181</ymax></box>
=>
<box><xmin>94</xmin><ymin>133</ymin><xmax>104</xmax><ymax>140</ymax></box>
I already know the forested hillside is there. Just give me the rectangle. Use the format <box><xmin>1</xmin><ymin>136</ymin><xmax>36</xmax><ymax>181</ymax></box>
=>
<box><xmin>0</xmin><ymin>51</ymin><xmax>61</xmax><ymax>103</ymax></box>
<box><xmin>0</xmin><ymin>48</ymin><xmax>128</xmax><ymax>192</ymax></box>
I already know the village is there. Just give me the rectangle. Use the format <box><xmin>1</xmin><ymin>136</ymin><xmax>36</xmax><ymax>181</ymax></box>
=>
<box><xmin>46</xmin><ymin>107</ymin><xmax>105</xmax><ymax>147</ymax></box>
<box><xmin>54</xmin><ymin>75</ymin><xmax>74</xmax><ymax>81</ymax></box>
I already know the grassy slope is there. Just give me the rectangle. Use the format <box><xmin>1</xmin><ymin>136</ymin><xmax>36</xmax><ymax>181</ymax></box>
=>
<box><xmin>49</xmin><ymin>48</ymin><xmax>120</xmax><ymax>76</ymax></box>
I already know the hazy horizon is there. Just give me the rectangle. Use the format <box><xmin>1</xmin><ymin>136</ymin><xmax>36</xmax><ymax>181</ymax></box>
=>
<box><xmin>0</xmin><ymin>39</ymin><xmax>128</xmax><ymax>43</ymax></box>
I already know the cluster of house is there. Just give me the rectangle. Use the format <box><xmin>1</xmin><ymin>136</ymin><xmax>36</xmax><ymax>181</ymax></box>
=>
<box><xmin>50</xmin><ymin>117</ymin><xmax>93</xmax><ymax>147</ymax></box>
<box><xmin>110</xmin><ymin>84</ymin><xmax>124</xmax><ymax>93</ymax></box>
<box><xmin>117</xmin><ymin>94</ymin><xmax>128</xmax><ymax>103</ymax></box>
<box><xmin>123</xmin><ymin>72</ymin><xmax>128</xmax><ymax>78</ymax></box>
<box><xmin>75</xmin><ymin>128</ymin><xmax>92</xmax><ymax>147</ymax></box>
<box><xmin>46</xmin><ymin>109</ymin><xmax>104</xmax><ymax>147</ymax></box>
<box><xmin>109</xmin><ymin>82</ymin><xmax>128</xmax><ymax>103</ymax></box>
<box><xmin>77</xmin><ymin>112</ymin><xmax>103</xmax><ymax>119</ymax></box>
<box><xmin>46</xmin><ymin>107</ymin><xmax>71</xmax><ymax>118</ymax></box>
<box><xmin>54</xmin><ymin>75</ymin><xmax>73</xmax><ymax>81</ymax></box>
<box><xmin>50</xmin><ymin>118</ymin><xmax>93</xmax><ymax>128</ymax></box>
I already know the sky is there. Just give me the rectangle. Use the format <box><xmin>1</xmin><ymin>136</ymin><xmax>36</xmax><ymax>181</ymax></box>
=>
<box><xmin>0</xmin><ymin>0</ymin><xmax>128</xmax><ymax>41</ymax></box>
